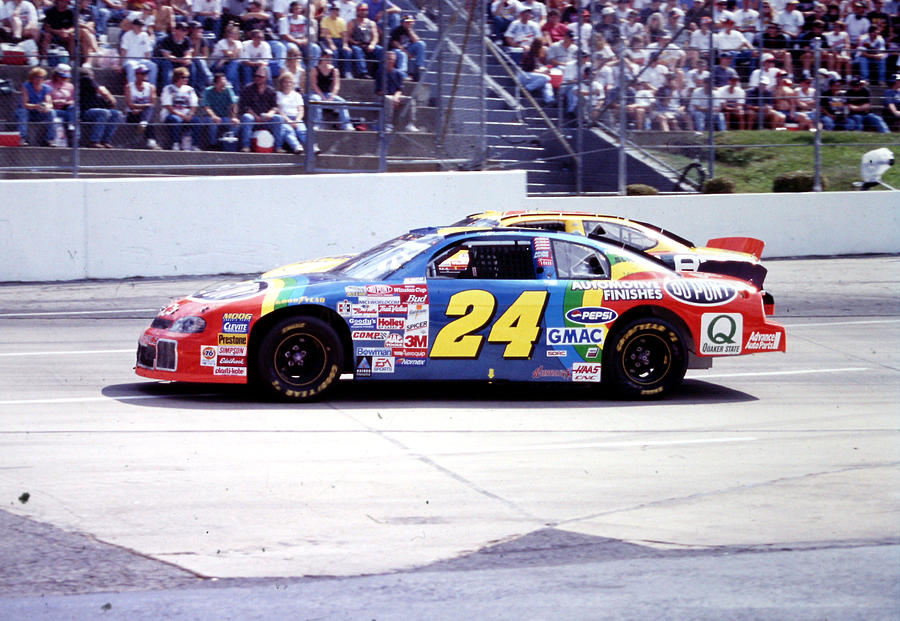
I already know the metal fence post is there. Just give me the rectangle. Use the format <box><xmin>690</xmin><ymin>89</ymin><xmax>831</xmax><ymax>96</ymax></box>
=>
<box><xmin>617</xmin><ymin>42</ymin><xmax>626</xmax><ymax>196</ymax></box>
<box><xmin>813</xmin><ymin>38</ymin><xmax>822</xmax><ymax>192</ymax></box>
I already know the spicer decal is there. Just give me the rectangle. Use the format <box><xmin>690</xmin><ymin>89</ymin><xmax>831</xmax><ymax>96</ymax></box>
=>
<box><xmin>665</xmin><ymin>280</ymin><xmax>738</xmax><ymax>306</ymax></box>
<box><xmin>700</xmin><ymin>313</ymin><xmax>743</xmax><ymax>355</ymax></box>
<box><xmin>565</xmin><ymin>307</ymin><xmax>618</xmax><ymax>325</ymax></box>
<box><xmin>547</xmin><ymin>327</ymin><xmax>606</xmax><ymax>346</ymax></box>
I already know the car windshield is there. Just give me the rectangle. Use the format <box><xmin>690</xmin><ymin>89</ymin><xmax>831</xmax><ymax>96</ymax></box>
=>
<box><xmin>449</xmin><ymin>215</ymin><xmax>501</xmax><ymax>228</ymax></box>
<box><xmin>333</xmin><ymin>233</ymin><xmax>441</xmax><ymax>280</ymax></box>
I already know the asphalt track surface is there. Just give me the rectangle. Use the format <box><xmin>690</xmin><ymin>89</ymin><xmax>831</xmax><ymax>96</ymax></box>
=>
<box><xmin>0</xmin><ymin>256</ymin><xmax>898</xmax><ymax>619</ymax></box>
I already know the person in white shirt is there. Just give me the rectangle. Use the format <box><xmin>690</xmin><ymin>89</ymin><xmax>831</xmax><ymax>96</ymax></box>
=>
<box><xmin>712</xmin><ymin>0</ymin><xmax>734</xmax><ymax>28</ymax></box>
<box><xmin>192</xmin><ymin>0</ymin><xmax>221</xmax><ymax>36</ymax></box>
<box><xmin>240</xmin><ymin>27</ymin><xmax>273</xmax><ymax>86</ymax></box>
<box><xmin>844</xmin><ymin>1</ymin><xmax>870</xmax><ymax>45</ymax></box>
<box><xmin>336</xmin><ymin>0</ymin><xmax>356</xmax><ymax>24</ymax></box>
<box><xmin>504</xmin><ymin>6</ymin><xmax>541</xmax><ymax>56</ymax></box>
<box><xmin>748</xmin><ymin>52</ymin><xmax>780</xmax><ymax>87</ymax></box>
<box><xmin>1</xmin><ymin>0</ymin><xmax>40</xmax><ymax>43</ymax></box>
<box><xmin>119</xmin><ymin>18</ymin><xmax>158</xmax><ymax>85</ymax></box>
<box><xmin>714</xmin><ymin>18</ymin><xmax>752</xmax><ymax>51</ymax></box>
<box><xmin>854</xmin><ymin>26</ymin><xmax>887</xmax><ymax>84</ymax></box>
<box><xmin>161</xmin><ymin>66</ymin><xmax>201</xmax><ymax>149</ymax></box>
<box><xmin>732</xmin><ymin>0</ymin><xmax>760</xmax><ymax>40</ymax></box>
<box><xmin>210</xmin><ymin>21</ymin><xmax>243</xmax><ymax>86</ymax></box>
<box><xmin>648</xmin><ymin>32</ymin><xmax>685</xmax><ymax>69</ymax></box>
<box><xmin>491</xmin><ymin>0</ymin><xmax>521</xmax><ymax>39</ymax></box>
<box><xmin>274</xmin><ymin>71</ymin><xmax>308</xmax><ymax>153</ymax></box>
<box><xmin>715</xmin><ymin>75</ymin><xmax>746</xmax><ymax>130</ymax></box>
<box><xmin>518</xmin><ymin>0</ymin><xmax>546</xmax><ymax>25</ymax></box>
<box><xmin>688</xmin><ymin>73</ymin><xmax>713</xmax><ymax>130</ymax></box>
<box><xmin>546</xmin><ymin>29</ymin><xmax>577</xmax><ymax>67</ymax></box>
<box><xmin>823</xmin><ymin>20</ymin><xmax>851</xmax><ymax>77</ymax></box>
<box><xmin>621</xmin><ymin>9</ymin><xmax>645</xmax><ymax>42</ymax></box>
<box><xmin>776</xmin><ymin>0</ymin><xmax>804</xmax><ymax>38</ymax></box>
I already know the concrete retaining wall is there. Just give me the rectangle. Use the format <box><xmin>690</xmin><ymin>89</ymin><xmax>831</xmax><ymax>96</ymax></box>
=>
<box><xmin>1</xmin><ymin>170</ymin><xmax>896</xmax><ymax>282</ymax></box>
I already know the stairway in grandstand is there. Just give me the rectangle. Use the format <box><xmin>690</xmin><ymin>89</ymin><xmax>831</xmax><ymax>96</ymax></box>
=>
<box><xmin>415</xmin><ymin>0</ymin><xmax>697</xmax><ymax>194</ymax></box>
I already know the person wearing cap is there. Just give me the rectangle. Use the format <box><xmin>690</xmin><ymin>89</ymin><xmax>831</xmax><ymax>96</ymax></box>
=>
<box><xmin>156</xmin><ymin>20</ymin><xmax>194</xmax><ymax>87</ymax></box>
<box><xmin>238</xmin><ymin>65</ymin><xmax>287</xmax><ymax>149</ymax></box>
<box><xmin>320</xmin><ymin>3</ymin><xmax>352</xmax><ymax>76</ymax></box>
<box><xmin>846</xmin><ymin>76</ymin><xmax>890</xmax><ymax>132</ymax></box>
<box><xmin>277</xmin><ymin>1</ymin><xmax>321</xmax><ymax>67</ymax></box>
<box><xmin>854</xmin><ymin>25</ymin><xmax>887</xmax><ymax>85</ymax></box>
<box><xmin>732</xmin><ymin>0</ymin><xmax>759</xmax><ymax>39</ymax></box>
<box><xmin>120</xmin><ymin>16</ymin><xmax>159</xmax><ymax>86</ymax></box>
<box><xmin>748</xmin><ymin>52</ymin><xmax>779</xmax><ymax>88</ymax></box>
<box><xmin>240</xmin><ymin>28</ymin><xmax>273</xmax><ymax>86</ymax></box>
<box><xmin>48</xmin><ymin>63</ymin><xmax>75</xmax><ymax>144</ymax></box>
<box><xmin>518</xmin><ymin>0</ymin><xmax>546</xmax><ymax>26</ymax></box>
<box><xmin>776</xmin><ymin>0</ymin><xmax>804</xmax><ymax>39</ymax></box>
<box><xmin>240</xmin><ymin>0</ymin><xmax>272</xmax><ymax>35</ymax></box>
<box><xmin>772</xmin><ymin>71</ymin><xmax>813</xmax><ymax>130</ymax></box>
<box><xmin>570</xmin><ymin>8</ymin><xmax>597</xmax><ymax>51</ymax></box>
<box><xmin>714</xmin><ymin>74</ymin><xmax>747</xmax><ymax>130</ymax></box>
<box><xmin>823</xmin><ymin>21</ymin><xmax>851</xmax><ymax>79</ymax></box>
<box><xmin>712</xmin><ymin>51</ymin><xmax>738</xmax><ymax>87</ymax></box>
<box><xmin>388</xmin><ymin>14</ymin><xmax>426</xmax><ymax>81</ymax></box>
<box><xmin>546</xmin><ymin>27</ymin><xmax>577</xmax><ymax>68</ymax></box>
<box><xmin>125</xmin><ymin>64</ymin><xmax>159</xmax><ymax>149</ymax></box>
<box><xmin>504</xmin><ymin>6</ymin><xmax>541</xmax><ymax>59</ymax></box>
<box><xmin>648</xmin><ymin>32</ymin><xmax>686</xmax><ymax>69</ymax></box>
<box><xmin>688</xmin><ymin>18</ymin><xmax>713</xmax><ymax>70</ymax></box>
<box><xmin>881</xmin><ymin>74</ymin><xmax>899</xmax><ymax>132</ymax></box>
<box><xmin>844</xmin><ymin>1</ymin><xmax>870</xmax><ymax>46</ymax></box>
<box><xmin>712</xmin><ymin>0</ymin><xmax>733</xmax><ymax>28</ymax></box>
<box><xmin>620</xmin><ymin>9</ymin><xmax>644</xmax><ymax>44</ymax></box>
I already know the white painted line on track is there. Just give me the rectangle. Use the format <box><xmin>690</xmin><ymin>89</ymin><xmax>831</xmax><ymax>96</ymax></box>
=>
<box><xmin>786</xmin><ymin>319</ymin><xmax>900</xmax><ymax>328</ymax></box>
<box><xmin>0</xmin><ymin>308</ymin><xmax>157</xmax><ymax>317</ymax></box>
<box><xmin>0</xmin><ymin>394</ymin><xmax>212</xmax><ymax>406</ymax></box>
<box><xmin>692</xmin><ymin>367</ymin><xmax>869</xmax><ymax>379</ymax></box>
<box><xmin>430</xmin><ymin>436</ymin><xmax>756</xmax><ymax>456</ymax></box>
<box><xmin>0</xmin><ymin>349</ymin><xmax>135</xmax><ymax>357</ymax></box>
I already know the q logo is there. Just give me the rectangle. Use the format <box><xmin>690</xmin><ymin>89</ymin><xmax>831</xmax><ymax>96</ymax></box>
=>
<box><xmin>707</xmin><ymin>314</ymin><xmax>737</xmax><ymax>344</ymax></box>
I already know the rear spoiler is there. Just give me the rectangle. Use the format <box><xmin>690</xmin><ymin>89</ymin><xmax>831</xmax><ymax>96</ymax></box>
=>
<box><xmin>706</xmin><ymin>237</ymin><xmax>765</xmax><ymax>260</ymax></box>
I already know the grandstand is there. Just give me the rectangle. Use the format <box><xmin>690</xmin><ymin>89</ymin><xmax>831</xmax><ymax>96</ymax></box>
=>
<box><xmin>0</xmin><ymin>0</ymin><xmax>897</xmax><ymax>191</ymax></box>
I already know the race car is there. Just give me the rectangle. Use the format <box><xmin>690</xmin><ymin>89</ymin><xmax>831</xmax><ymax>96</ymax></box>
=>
<box><xmin>136</xmin><ymin>228</ymin><xmax>785</xmax><ymax>401</ymax></box>
<box><xmin>263</xmin><ymin>210</ymin><xmax>768</xmax><ymax>288</ymax></box>
<box><xmin>451</xmin><ymin>211</ymin><xmax>769</xmax><ymax>288</ymax></box>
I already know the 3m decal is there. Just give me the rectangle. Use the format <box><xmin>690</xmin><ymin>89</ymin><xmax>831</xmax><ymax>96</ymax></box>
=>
<box><xmin>700</xmin><ymin>313</ymin><xmax>743</xmax><ymax>355</ymax></box>
<box><xmin>430</xmin><ymin>290</ymin><xmax>549</xmax><ymax>359</ymax></box>
<box><xmin>665</xmin><ymin>280</ymin><xmax>738</xmax><ymax>306</ymax></box>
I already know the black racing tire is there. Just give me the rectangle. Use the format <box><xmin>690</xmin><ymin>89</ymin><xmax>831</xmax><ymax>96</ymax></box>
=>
<box><xmin>603</xmin><ymin>317</ymin><xmax>687</xmax><ymax>399</ymax></box>
<box><xmin>255</xmin><ymin>316</ymin><xmax>343</xmax><ymax>401</ymax></box>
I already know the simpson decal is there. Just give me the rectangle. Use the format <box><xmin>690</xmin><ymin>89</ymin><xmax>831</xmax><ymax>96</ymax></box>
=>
<box><xmin>700</xmin><ymin>313</ymin><xmax>743</xmax><ymax>355</ymax></box>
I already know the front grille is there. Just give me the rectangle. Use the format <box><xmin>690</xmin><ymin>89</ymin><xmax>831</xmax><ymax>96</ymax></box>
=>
<box><xmin>137</xmin><ymin>344</ymin><xmax>156</xmax><ymax>368</ymax></box>
<box><xmin>151</xmin><ymin>317</ymin><xmax>174</xmax><ymax>329</ymax></box>
<box><xmin>156</xmin><ymin>340</ymin><xmax>177</xmax><ymax>371</ymax></box>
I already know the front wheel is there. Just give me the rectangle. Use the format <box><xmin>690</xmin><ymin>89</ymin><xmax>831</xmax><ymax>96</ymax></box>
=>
<box><xmin>255</xmin><ymin>316</ymin><xmax>343</xmax><ymax>401</ymax></box>
<box><xmin>603</xmin><ymin>317</ymin><xmax>687</xmax><ymax>398</ymax></box>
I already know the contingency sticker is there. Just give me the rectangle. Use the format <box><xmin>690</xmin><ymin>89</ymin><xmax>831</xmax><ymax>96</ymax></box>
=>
<box><xmin>700</xmin><ymin>313</ymin><xmax>743</xmax><ymax>355</ymax></box>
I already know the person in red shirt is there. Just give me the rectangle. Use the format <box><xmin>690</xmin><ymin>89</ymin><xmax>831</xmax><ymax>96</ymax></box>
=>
<box><xmin>541</xmin><ymin>9</ymin><xmax>569</xmax><ymax>45</ymax></box>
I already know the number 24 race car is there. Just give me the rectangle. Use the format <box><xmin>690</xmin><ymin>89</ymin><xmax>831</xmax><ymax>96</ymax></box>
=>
<box><xmin>136</xmin><ymin>228</ymin><xmax>785</xmax><ymax>400</ymax></box>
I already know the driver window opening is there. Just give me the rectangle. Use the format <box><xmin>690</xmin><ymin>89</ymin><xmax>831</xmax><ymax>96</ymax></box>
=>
<box><xmin>429</xmin><ymin>241</ymin><xmax>536</xmax><ymax>280</ymax></box>
<box><xmin>552</xmin><ymin>240</ymin><xmax>610</xmax><ymax>280</ymax></box>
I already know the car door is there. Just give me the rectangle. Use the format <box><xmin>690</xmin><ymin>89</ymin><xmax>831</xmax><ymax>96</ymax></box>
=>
<box><xmin>422</xmin><ymin>236</ymin><xmax>552</xmax><ymax>381</ymax></box>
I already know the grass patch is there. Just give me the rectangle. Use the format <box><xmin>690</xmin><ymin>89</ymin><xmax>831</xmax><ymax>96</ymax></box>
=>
<box><xmin>646</xmin><ymin>130</ymin><xmax>899</xmax><ymax>192</ymax></box>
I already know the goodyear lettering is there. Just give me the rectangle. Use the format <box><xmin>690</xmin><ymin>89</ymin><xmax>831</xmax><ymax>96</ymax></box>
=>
<box><xmin>547</xmin><ymin>327</ymin><xmax>605</xmax><ymax>346</ymax></box>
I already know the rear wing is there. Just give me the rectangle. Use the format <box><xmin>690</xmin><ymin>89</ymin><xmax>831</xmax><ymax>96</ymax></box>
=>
<box><xmin>706</xmin><ymin>237</ymin><xmax>765</xmax><ymax>260</ymax></box>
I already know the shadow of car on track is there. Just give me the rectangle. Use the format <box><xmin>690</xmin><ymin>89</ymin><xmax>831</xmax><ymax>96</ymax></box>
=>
<box><xmin>102</xmin><ymin>379</ymin><xmax>757</xmax><ymax>409</ymax></box>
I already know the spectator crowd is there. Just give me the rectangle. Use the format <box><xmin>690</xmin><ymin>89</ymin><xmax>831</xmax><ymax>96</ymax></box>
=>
<box><xmin>3</xmin><ymin>0</ymin><xmax>898</xmax><ymax>150</ymax></box>
<box><xmin>496</xmin><ymin>0</ymin><xmax>898</xmax><ymax>132</ymax></box>
<box><xmin>3</xmin><ymin>0</ymin><xmax>425</xmax><ymax>148</ymax></box>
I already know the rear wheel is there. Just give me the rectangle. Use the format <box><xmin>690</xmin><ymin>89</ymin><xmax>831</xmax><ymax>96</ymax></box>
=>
<box><xmin>255</xmin><ymin>316</ymin><xmax>343</xmax><ymax>401</ymax></box>
<box><xmin>603</xmin><ymin>317</ymin><xmax>687</xmax><ymax>398</ymax></box>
